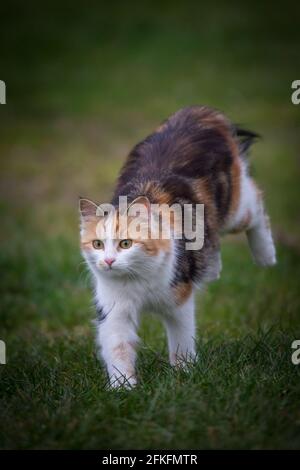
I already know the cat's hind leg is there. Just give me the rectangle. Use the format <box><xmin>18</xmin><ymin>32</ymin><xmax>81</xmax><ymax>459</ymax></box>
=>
<box><xmin>246</xmin><ymin>195</ymin><xmax>276</xmax><ymax>266</ymax></box>
<box><xmin>228</xmin><ymin>167</ymin><xmax>276</xmax><ymax>266</ymax></box>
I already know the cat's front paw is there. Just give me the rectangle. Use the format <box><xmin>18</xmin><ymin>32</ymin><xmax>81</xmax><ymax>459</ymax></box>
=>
<box><xmin>170</xmin><ymin>351</ymin><xmax>197</xmax><ymax>370</ymax></box>
<box><xmin>109</xmin><ymin>374</ymin><xmax>137</xmax><ymax>390</ymax></box>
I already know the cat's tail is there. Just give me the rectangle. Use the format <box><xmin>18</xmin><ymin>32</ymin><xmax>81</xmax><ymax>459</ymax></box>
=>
<box><xmin>233</xmin><ymin>125</ymin><xmax>260</xmax><ymax>156</ymax></box>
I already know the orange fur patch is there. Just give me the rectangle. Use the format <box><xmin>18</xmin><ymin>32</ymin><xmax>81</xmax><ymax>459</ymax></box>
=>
<box><xmin>80</xmin><ymin>209</ymin><xmax>171</xmax><ymax>256</ymax></box>
<box><xmin>193</xmin><ymin>177</ymin><xmax>218</xmax><ymax>231</ymax></box>
<box><xmin>173</xmin><ymin>281</ymin><xmax>192</xmax><ymax>305</ymax></box>
<box><xmin>81</xmin><ymin>216</ymin><xmax>100</xmax><ymax>246</ymax></box>
<box><xmin>214</xmin><ymin>119</ymin><xmax>241</xmax><ymax>220</ymax></box>
<box><xmin>137</xmin><ymin>238</ymin><xmax>171</xmax><ymax>256</ymax></box>
<box><xmin>112</xmin><ymin>344</ymin><xmax>135</xmax><ymax>378</ymax></box>
<box><xmin>228</xmin><ymin>156</ymin><xmax>241</xmax><ymax>218</ymax></box>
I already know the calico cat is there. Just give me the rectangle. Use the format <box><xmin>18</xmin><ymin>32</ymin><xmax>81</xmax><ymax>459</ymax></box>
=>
<box><xmin>80</xmin><ymin>106</ymin><xmax>276</xmax><ymax>388</ymax></box>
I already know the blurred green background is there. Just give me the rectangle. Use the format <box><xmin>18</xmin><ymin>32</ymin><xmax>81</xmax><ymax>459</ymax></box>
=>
<box><xmin>0</xmin><ymin>0</ymin><xmax>300</xmax><ymax>449</ymax></box>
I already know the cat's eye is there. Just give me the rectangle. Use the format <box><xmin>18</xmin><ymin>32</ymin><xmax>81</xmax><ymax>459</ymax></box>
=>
<box><xmin>119</xmin><ymin>239</ymin><xmax>132</xmax><ymax>249</ymax></box>
<box><xmin>92</xmin><ymin>239</ymin><xmax>104</xmax><ymax>250</ymax></box>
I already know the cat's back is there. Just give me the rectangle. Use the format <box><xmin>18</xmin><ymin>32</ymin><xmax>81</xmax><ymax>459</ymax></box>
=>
<box><xmin>115</xmin><ymin>106</ymin><xmax>240</xmax><ymax>191</ymax></box>
<box><xmin>153</xmin><ymin>105</ymin><xmax>238</xmax><ymax>177</ymax></box>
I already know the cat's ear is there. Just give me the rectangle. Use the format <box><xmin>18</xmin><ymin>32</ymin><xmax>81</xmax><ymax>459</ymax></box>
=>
<box><xmin>79</xmin><ymin>197</ymin><xmax>99</xmax><ymax>220</ymax></box>
<box><xmin>127</xmin><ymin>196</ymin><xmax>151</xmax><ymax>215</ymax></box>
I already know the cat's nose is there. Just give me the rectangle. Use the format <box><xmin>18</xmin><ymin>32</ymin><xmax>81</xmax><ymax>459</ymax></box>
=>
<box><xmin>104</xmin><ymin>258</ymin><xmax>115</xmax><ymax>267</ymax></box>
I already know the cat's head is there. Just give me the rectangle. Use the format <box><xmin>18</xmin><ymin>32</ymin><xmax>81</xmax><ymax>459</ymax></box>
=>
<box><xmin>79</xmin><ymin>196</ymin><xmax>172</xmax><ymax>280</ymax></box>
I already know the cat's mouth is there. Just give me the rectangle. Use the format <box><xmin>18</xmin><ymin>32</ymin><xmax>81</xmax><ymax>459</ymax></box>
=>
<box><xmin>101</xmin><ymin>264</ymin><xmax>121</xmax><ymax>274</ymax></box>
<box><xmin>102</xmin><ymin>265</ymin><xmax>114</xmax><ymax>271</ymax></box>
<box><xmin>100</xmin><ymin>264</ymin><xmax>134</xmax><ymax>279</ymax></box>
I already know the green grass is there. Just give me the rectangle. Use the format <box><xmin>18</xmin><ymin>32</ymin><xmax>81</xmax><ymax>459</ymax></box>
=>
<box><xmin>1</xmin><ymin>0</ymin><xmax>300</xmax><ymax>449</ymax></box>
